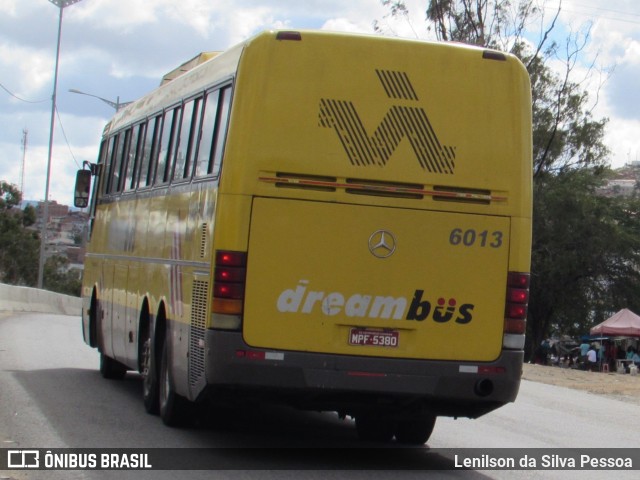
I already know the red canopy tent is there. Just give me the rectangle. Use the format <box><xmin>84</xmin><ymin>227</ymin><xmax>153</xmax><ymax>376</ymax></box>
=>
<box><xmin>590</xmin><ymin>309</ymin><xmax>640</xmax><ymax>337</ymax></box>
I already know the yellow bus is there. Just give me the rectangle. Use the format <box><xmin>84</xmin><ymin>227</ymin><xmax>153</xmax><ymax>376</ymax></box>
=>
<box><xmin>75</xmin><ymin>30</ymin><xmax>532</xmax><ymax>444</ymax></box>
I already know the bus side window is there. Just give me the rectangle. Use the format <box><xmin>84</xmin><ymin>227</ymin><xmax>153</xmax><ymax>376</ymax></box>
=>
<box><xmin>210</xmin><ymin>86</ymin><xmax>232</xmax><ymax>177</ymax></box>
<box><xmin>124</xmin><ymin>123</ymin><xmax>144</xmax><ymax>191</ymax></box>
<box><xmin>100</xmin><ymin>137</ymin><xmax>114</xmax><ymax>196</ymax></box>
<box><xmin>155</xmin><ymin>107</ymin><xmax>180</xmax><ymax>185</ymax></box>
<box><xmin>138</xmin><ymin>115</ymin><xmax>161</xmax><ymax>189</ymax></box>
<box><xmin>173</xmin><ymin>97</ymin><xmax>202</xmax><ymax>182</ymax></box>
<box><xmin>107</xmin><ymin>130</ymin><xmax>130</xmax><ymax>194</ymax></box>
<box><xmin>194</xmin><ymin>90</ymin><xmax>220</xmax><ymax>178</ymax></box>
<box><xmin>104</xmin><ymin>135</ymin><xmax>120</xmax><ymax>195</ymax></box>
<box><xmin>114</xmin><ymin>129</ymin><xmax>131</xmax><ymax>193</ymax></box>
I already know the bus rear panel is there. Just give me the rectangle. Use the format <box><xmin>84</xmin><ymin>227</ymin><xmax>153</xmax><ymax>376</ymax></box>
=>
<box><xmin>206</xmin><ymin>31</ymin><xmax>531</xmax><ymax>420</ymax></box>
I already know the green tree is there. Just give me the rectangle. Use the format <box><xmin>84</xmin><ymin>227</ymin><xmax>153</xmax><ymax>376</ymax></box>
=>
<box><xmin>0</xmin><ymin>180</ymin><xmax>21</xmax><ymax>210</ymax></box>
<box><xmin>43</xmin><ymin>255</ymin><xmax>82</xmax><ymax>297</ymax></box>
<box><xmin>377</xmin><ymin>1</ymin><xmax>610</xmax><ymax>175</ymax></box>
<box><xmin>0</xmin><ymin>181</ymin><xmax>40</xmax><ymax>286</ymax></box>
<box><xmin>375</xmin><ymin>1</ymin><xmax>630</xmax><ymax>355</ymax></box>
<box><xmin>23</xmin><ymin>204</ymin><xmax>36</xmax><ymax>227</ymax></box>
<box><xmin>530</xmin><ymin>170</ymin><xmax>640</xmax><ymax>343</ymax></box>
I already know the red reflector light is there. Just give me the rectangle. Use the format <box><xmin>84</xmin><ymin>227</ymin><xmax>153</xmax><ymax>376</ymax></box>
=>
<box><xmin>235</xmin><ymin>350</ymin><xmax>267</xmax><ymax>360</ymax></box>
<box><xmin>213</xmin><ymin>250</ymin><xmax>247</xmax><ymax>315</ymax></box>
<box><xmin>504</xmin><ymin>271</ymin><xmax>529</xmax><ymax>333</ymax></box>
<box><xmin>508</xmin><ymin>272</ymin><xmax>530</xmax><ymax>288</ymax></box>
<box><xmin>215</xmin><ymin>266</ymin><xmax>246</xmax><ymax>283</ymax></box>
<box><xmin>247</xmin><ymin>351</ymin><xmax>266</xmax><ymax>360</ymax></box>
<box><xmin>478</xmin><ymin>366</ymin><xmax>506</xmax><ymax>374</ymax></box>
<box><xmin>508</xmin><ymin>288</ymin><xmax>529</xmax><ymax>304</ymax></box>
<box><xmin>504</xmin><ymin>318</ymin><xmax>526</xmax><ymax>335</ymax></box>
<box><xmin>506</xmin><ymin>304</ymin><xmax>527</xmax><ymax>319</ymax></box>
<box><xmin>213</xmin><ymin>283</ymin><xmax>245</xmax><ymax>299</ymax></box>
<box><xmin>216</xmin><ymin>251</ymin><xmax>247</xmax><ymax>267</ymax></box>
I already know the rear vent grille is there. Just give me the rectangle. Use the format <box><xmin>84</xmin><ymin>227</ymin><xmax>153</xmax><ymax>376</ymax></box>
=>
<box><xmin>345</xmin><ymin>178</ymin><xmax>424</xmax><ymax>199</ymax></box>
<box><xmin>258</xmin><ymin>173</ymin><xmax>504</xmax><ymax>204</ymax></box>
<box><xmin>199</xmin><ymin>223</ymin><xmax>208</xmax><ymax>259</ymax></box>
<box><xmin>272</xmin><ymin>172</ymin><xmax>337</xmax><ymax>192</ymax></box>
<box><xmin>189</xmin><ymin>280</ymin><xmax>208</xmax><ymax>387</ymax></box>
<box><xmin>432</xmin><ymin>186</ymin><xmax>492</xmax><ymax>205</ymax></box>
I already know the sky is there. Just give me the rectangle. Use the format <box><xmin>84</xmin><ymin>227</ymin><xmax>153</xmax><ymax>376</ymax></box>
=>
<box><xmin>1</xmin><ymin>0</ymin><xmax>639</xmax><ymax>207</ymax></box>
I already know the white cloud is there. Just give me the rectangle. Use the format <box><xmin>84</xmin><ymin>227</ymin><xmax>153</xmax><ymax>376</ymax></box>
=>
<box><xmin>226</xmin><ymin>7</ymin><xmax>281</xmax><ymax>44</ymax></box>
<box><xmin>561</xmin><ymin>1</ymin><xmax>640</xmax><ymax>166</ymax></box>
<box><xmin>2</xmin><ymin>0</ymin><xmax>640</xmax><ymax>206</ymax></box>
<box><xmin>0</xmin><ymin>0</ymin><xmax>18</xmax><ymax>16</ymax></box>
<box><xmin>74</xmin><ymin>0</ymin><xmax>161</xmax><ymax>32</ymax></box>
<box><xmin>0</xmin><ymin>44</ymin><xmax>53</xmax><ymax>97</ymax></box>
<box><xmin>605</xmin><ymin>118</ymin><xmax>640</xmax><ymax>165</ymax></box>
<box><xmin>322</xmin><ymin>17</ymin><xmax>370</xmax><ymax>33</ymax></box>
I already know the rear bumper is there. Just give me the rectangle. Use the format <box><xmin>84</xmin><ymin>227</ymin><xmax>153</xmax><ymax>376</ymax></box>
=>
<box><xmin>204</xmin><ymin>330</ymin><xmax>523</xmax><ymax>418</ymax></box>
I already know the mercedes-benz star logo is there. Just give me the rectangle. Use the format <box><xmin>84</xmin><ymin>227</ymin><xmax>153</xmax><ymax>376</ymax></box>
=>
<box><xmin>368</xmin><ymin>230</ymin><xmax>397</xmax><ymax>258</ymax></box>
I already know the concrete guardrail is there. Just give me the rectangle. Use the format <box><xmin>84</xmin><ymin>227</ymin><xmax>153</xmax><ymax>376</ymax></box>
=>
<box><xmin>0</xmin><ymin>283</ymin><xmax>81</xmax><ymax>316</ymax></box>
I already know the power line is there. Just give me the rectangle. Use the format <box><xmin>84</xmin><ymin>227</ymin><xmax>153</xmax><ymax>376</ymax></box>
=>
<box><xmin>562</xmin><ymin>10</ymin><xmax>640</xmax><ymax>25</ymax></box>
<box><xmin>0</xmin><ymin>82</ymin><xmax>48</xmax><ymax>104</ymax></box>
<box><xmin>20</xmin><ymin>129</ymin><xmax>28</xmax><ymax>196</ymax></box>
<box><xmin>570</xmin><ymin>0</ymin><xmax>640</xmax><ymax>18</ymax></box>
<box><xmin>55</xmin><ymin>105</ymin><xmax>81</xmax><ymax>170</ymax></box>
<box><xmin>2</xmin><ymin>82</ymin><xmax>83</xmax><ymax>171</ymax></box>
<box><xmin>545</xmin><ymin>1</ymin><xmax>640</xmax><ymax>25</ymax></box>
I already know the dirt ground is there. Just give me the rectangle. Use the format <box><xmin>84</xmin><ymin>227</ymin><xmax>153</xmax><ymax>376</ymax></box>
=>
<box><xmin>521</xmin><ymin>363</ymin><xmax>640</xmax><ymax>406</ymax></box>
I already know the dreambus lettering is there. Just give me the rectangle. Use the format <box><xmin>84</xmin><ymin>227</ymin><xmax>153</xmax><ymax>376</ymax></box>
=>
<box><xmin>276</xmin><ymin>280</ymin><xmax>474</xmax><ymax>323</ymax></box>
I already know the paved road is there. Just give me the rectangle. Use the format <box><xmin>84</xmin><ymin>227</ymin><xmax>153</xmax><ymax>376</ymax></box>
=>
<box><xmin>1</xmin><ymin>312</ymin><xmax>638</xmax><ymax>479</ymax></box>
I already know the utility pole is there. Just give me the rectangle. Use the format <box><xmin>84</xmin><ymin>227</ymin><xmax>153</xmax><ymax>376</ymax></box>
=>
<box><xmin>20</xmin><ymin>129</ymin><xmax>28</xmax><ymax>198</ymax></box>
<box><xmin>38</xmin><ymin>0</ymin><xmax>84</xmax><ymax>289</ymax></box>
<box><xmin>69</xmin><ymin>89</ymin><xmax>132</xmax><ymax>111</ymax></box>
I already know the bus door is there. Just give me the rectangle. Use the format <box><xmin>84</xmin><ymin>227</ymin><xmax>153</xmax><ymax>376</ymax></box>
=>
<box><xmin>110</xmin><ymin>262</ymin><xmax>129</xmax><ymax>361</ymax></box>
<box><xmin>99</xmin><ymin>262</ymin><xmax>115</xmax><ymax>358</ymax></box>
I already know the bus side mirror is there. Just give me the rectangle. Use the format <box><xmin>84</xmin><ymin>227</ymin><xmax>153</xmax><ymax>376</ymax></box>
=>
<box><xmin>74</xmin><ymin>169</ymin><xmax>91</xmax><ymax>208</ymax></box>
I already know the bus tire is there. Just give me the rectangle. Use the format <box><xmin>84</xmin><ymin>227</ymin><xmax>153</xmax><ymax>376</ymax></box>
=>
<box><xmin>99</xmin><ymin>352</ymin><xmax>127</xmax><ymax>380</ymax></box>
<box><xmin>394</xmin><ymin>415</ymin><xmax>436</xmax><ymax>445</ymax></box>
<box><xmin>87</xmin><ymin>292</ymin><xmax>98</xmax><ymax>348</ymax></box>
<box><xmin>159</xmin><ymin>340</ymin><xmax>191</xmax><ymax>427</ymax></box>
<box><xmin>141</xmin><ymin>330</ymin><xmax>159</xmax><ymax>415</ymax></box>
<box><xmin>355</xmin><ymin>414</ymin><xmax>394</xmax><ymax>443</ymax></box>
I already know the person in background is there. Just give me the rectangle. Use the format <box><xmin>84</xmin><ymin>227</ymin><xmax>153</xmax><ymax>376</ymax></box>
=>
<box><xmin>597</xmin><ymin>342</ymin><xmax>607</xmax><ymax>369</ymax></box>
<box><xmin>580</xmin><ymin>339</ymin><xmax>590</xmax><ymax>370</ymax></box>
<box><xmin>626</xmin><ymin>347</ymin><xmax>635</xmax><ymax>360</ymax></box>
<box><xmin>622</xmin><ymin>347</ymin><xmax>635</xmax><ymax>373</ymax></box>
<box><xmin>632</xmin><ymin>350</ymin><xmax>640</xmax><ymax>369</ymax></box>
<box><xmin>541</xmin><ymin>339</ymin><xmax>551</xmax><ymax>366</ymax></box>
<box><xmin>587</xmin><ymin>345</ymin><xmax>597</xmax><ymax>372</ymax></box>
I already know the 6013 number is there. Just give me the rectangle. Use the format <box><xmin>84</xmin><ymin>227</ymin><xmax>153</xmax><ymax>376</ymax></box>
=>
<box><xmin>449</xmin><ymin>228</ymin><xmax>503</xmax><ymax>248</ymax></box>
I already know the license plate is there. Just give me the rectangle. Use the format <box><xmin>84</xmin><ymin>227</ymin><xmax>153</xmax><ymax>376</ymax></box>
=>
<box><xmin>349</xmin><ymin>328</ymin><xmax>399</xmax><ymax>347</ymax></box>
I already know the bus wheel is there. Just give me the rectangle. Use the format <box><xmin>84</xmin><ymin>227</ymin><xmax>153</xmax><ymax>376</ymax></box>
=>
<box><xmin>394</xmin><ymin>415</ymin><xmax>436</xmax><ymax>445</ymax></box>
<box><xmin>355</xmin><ymin>414</ymin><xmax>394</xmax><ymax>443</ymax></box>
<box><xmin>159</xmin><ymin>340</ymin><xmax>191</xmax><ymax>427</ymax></box>
<box><xmin>141</xmin><ymin>334</ymin><xmax>159</xmax><ymax>415</ymax></box>
<box><xmin>88</xmin><ymin>293</ymin><xmax>98</xmax><ymax>348</ymax></box>
<box><xmin>99</xmin><ymin>352</ymin><xmax>127</xmax><ymax>380</ymax></box>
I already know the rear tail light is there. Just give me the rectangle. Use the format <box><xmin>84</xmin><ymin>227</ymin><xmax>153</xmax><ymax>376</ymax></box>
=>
<box><xmin>504</xmin><ymin>272</ymin><xmax>529</xmax><ymax>344</ymax></box>
<box><xmin>212</xmin><ymin>250</ymin><xmax>246</xmax><ymax>318</ymax></box>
